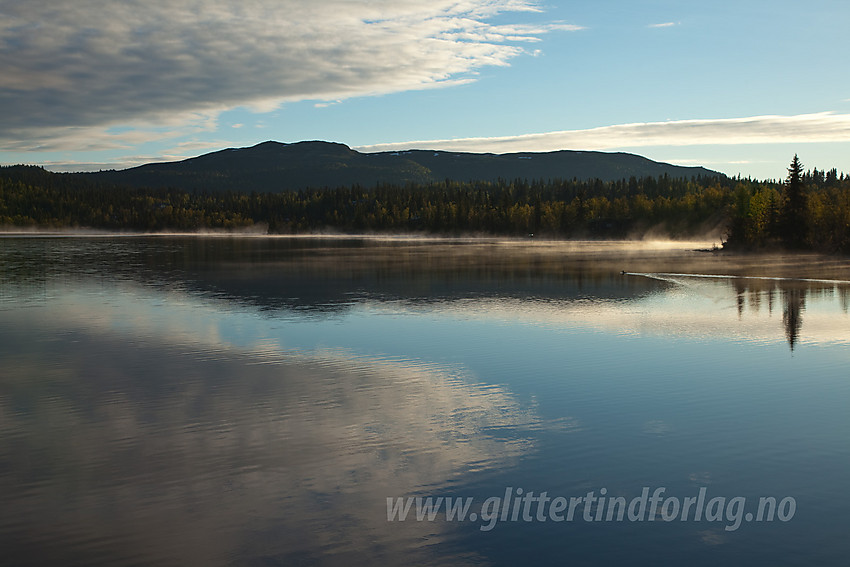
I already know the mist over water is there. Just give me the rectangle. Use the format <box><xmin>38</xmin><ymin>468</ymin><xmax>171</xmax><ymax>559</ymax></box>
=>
<box><xmin>1</xmin><ymin>236</ymin><xmax>849</xmax><ymax>566</ymax></box>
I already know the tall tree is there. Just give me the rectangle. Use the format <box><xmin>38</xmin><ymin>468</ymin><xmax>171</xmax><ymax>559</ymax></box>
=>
<box><xmin>781</xmin><ymin>154</ymin><xmax>808</xmax><ymax>248</ymax></box>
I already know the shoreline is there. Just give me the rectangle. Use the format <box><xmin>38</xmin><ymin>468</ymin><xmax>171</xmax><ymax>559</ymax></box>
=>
<box><xmin>0</xmin><ymin>229</ymin><xmax>719</xmax><ymax>248</ymax></box>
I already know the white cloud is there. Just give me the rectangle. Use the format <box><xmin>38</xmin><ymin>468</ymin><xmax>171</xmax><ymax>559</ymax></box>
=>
<box><xmin>0</xmin><ymin>116</ymin><xmax>220</xmax><ymax>153</ymax></box>
<box><xmin>0</xmin><ymin>0</ymin><xmax>576</xmax><ymax>149</ymax></box>
<box><xmin>649</xmin><ymin>22</ymin><xmax>678</xmax><ymax>28</ymax></box>
<box><xmin>41</xmin><ymin>158</ymin><xmax>168</xmax><ymax>173</ymax></box>
<box><xmin>355</xmin><ymin>112</ymin><xmax>850</xmax><ymax>153</ymax></box>
<box><xmin>34</xmin><ymin>140</ymin><xmax>237</xmax><ymax>172</ymax></box>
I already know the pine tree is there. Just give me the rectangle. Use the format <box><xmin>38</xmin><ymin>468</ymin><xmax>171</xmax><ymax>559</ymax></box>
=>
<box><xmin>781</xmin><ymin>154</ymin><xmax>807</xmax><ymax>248</ymax></box>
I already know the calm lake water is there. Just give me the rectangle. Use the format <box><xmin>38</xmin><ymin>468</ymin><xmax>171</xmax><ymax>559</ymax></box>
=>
<box><xmin>1</xmin><ymin>235</ymin><xmax>848</xmax><ymax>566</ymax></box>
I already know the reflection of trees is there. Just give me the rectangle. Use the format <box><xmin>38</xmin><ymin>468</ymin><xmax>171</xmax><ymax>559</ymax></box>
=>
<box><xmin>782</xmin><ymin>287</ymin><xmax>805</xmax><ymax>351</ymax></box>
<box><xmin>0</xmin><ymin>237</ymin><xmax>667</xmax><ymax>316</ymax></box>
<box><xmin>729</xmin><ymin>278</ymin><xmax>848</xmax><ymax>350</ymax></box>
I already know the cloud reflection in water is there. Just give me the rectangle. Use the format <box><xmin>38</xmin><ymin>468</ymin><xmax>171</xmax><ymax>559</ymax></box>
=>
<box><xmin>0</xmin><ymin>303</ymin><xmax>542</xmax><ymax>566</ymax></box>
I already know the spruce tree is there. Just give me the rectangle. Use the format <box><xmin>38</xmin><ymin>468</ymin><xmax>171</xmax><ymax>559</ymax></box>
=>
<box><xmin>782</xmin><ymin>154</ymin><xmax>807</xmax><ymax>248</ymax></box>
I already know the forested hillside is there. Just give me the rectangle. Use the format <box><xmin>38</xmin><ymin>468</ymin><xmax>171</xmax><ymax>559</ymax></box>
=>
<box><xmin>2</xmin><ymin>157</ymin><xmax>849</xmax><ymax>253</ymax></box>
<box><xmin>0</xmin><ymin>167</ymin><xmax>727</xmax><ymax>237</ymax></box>
<box><xmin>84</xmin><ymin>141</ymin><xmax>719</xmax><ymax>192</ymax></box>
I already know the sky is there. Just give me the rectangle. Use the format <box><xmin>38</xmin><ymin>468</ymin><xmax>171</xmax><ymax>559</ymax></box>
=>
<box><xmin>1</xmin><ymin>0</ymin><xmax>849</xmax><ymax>180</ymax></box>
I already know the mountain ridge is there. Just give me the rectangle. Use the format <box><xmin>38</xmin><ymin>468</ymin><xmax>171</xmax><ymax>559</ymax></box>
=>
<box><xmin>84</xmin><ymin>140</ymin><xmax>722</xmax><ymax>192</ymax></box>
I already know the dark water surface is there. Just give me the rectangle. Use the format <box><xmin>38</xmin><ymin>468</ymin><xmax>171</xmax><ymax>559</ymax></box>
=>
<box><xmin>1</xmin><ymin>236</ymin><xmax>848</xmax><ymax>566</ymax></box>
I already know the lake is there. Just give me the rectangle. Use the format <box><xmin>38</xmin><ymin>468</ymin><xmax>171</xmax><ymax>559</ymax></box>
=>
<box><xmin>1</xmin><ymin>235</ymin><xmax>848</xmax><ymax>566</ymax></box>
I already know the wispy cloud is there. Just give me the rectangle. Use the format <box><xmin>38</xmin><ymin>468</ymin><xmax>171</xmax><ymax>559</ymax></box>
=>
<box><xmin>356</xmin><ymin>112</ymin><xmax>850</xmax><ymax>154</ymax></box>
<box><xmin>41</xmin><ymin>158</ymin><xmax>168</xmax><ymax>173</ymax></box>
<box><xmin>0</xmin><ymin>0</ymin><xmax>578</xmax><ymax>150</ymax></box>
<box><xmin>649</xmin><ymin>22</ymin><xmax>678</xmax><ymax>28</ymax></box>
<box><xmin>0</xmin><ymin>116</ymin><xmax>220</xmax><ymax>153</ymax></box>
<box><xmin>32</xmin><ymin>140</ymin><xmax>238</xmax><ymax>172</ymax></box>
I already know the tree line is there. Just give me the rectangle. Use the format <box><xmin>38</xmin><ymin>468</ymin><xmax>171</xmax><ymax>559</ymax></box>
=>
<box><xmin>724</xmin><ymin>156</ymin><xmax>850</xmax><ymax>252</ymax></box>
<box><xmin>2</xmin><ymin>159</ymin><xmax>849</xmax><ymax>252</ymax></box>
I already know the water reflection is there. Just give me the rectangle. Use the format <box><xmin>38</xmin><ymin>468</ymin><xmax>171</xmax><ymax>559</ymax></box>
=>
<box><xmin>0</xmin><ymin>315</ymin><xmax>541</xmax><ymax>566</ymax></box>
<box><xmin>600</xmin><ymin>271</ymin><xmax>849</xmax><ymax>350</ymax></box>
<box><xmin>1</xmin><ymin>236</ymin><xmax>670</xmax><ymax>314</ymax></box>
<box><xmin>711</xmin><ymin>276</ymin><xmax>846</xmax><ymax>350</ymax></box>
<box><xmin>783</xmin><ymin>288</ymin><xmax>804</xmax><ymax>350</ymax></box>
<box><xmin>2</xmin><ymin>236</ymin><xmax>850</xmax><ymax>565</ymax></box>
<box><xmin>730</xmin><ymin>278</ymin><xmax>815</xmax><ymax>351</ymax></box>
<box><xmin>4</xmin><ymin>236</ymin><xmax>850</xmax><ymax>349</ymax></box>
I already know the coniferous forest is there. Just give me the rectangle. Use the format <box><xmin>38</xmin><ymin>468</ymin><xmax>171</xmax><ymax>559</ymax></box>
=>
<box><xmin>2</xmin><ymin>157</ymin><xmax>849</xmax><ymax>253</ymax></box>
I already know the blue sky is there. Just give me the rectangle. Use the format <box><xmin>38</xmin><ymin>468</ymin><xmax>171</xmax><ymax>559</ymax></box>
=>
<box><xmin>1</xmin><ymin>0</ymin><xmax>849</xmax><ymax>180</ymax></box>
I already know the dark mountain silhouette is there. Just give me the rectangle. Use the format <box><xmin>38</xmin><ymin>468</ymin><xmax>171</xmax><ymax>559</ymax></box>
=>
<box><xmin>83</xmin><ymin>141</ymin><xmax>720</xmax><ymax>192</ymax></box>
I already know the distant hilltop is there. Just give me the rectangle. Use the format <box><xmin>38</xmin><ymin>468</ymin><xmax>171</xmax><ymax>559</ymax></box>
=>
<box><xmin>84</xmin><ymin>140</ymin><xmax>721</xmax><ymax>192</ymax></box>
